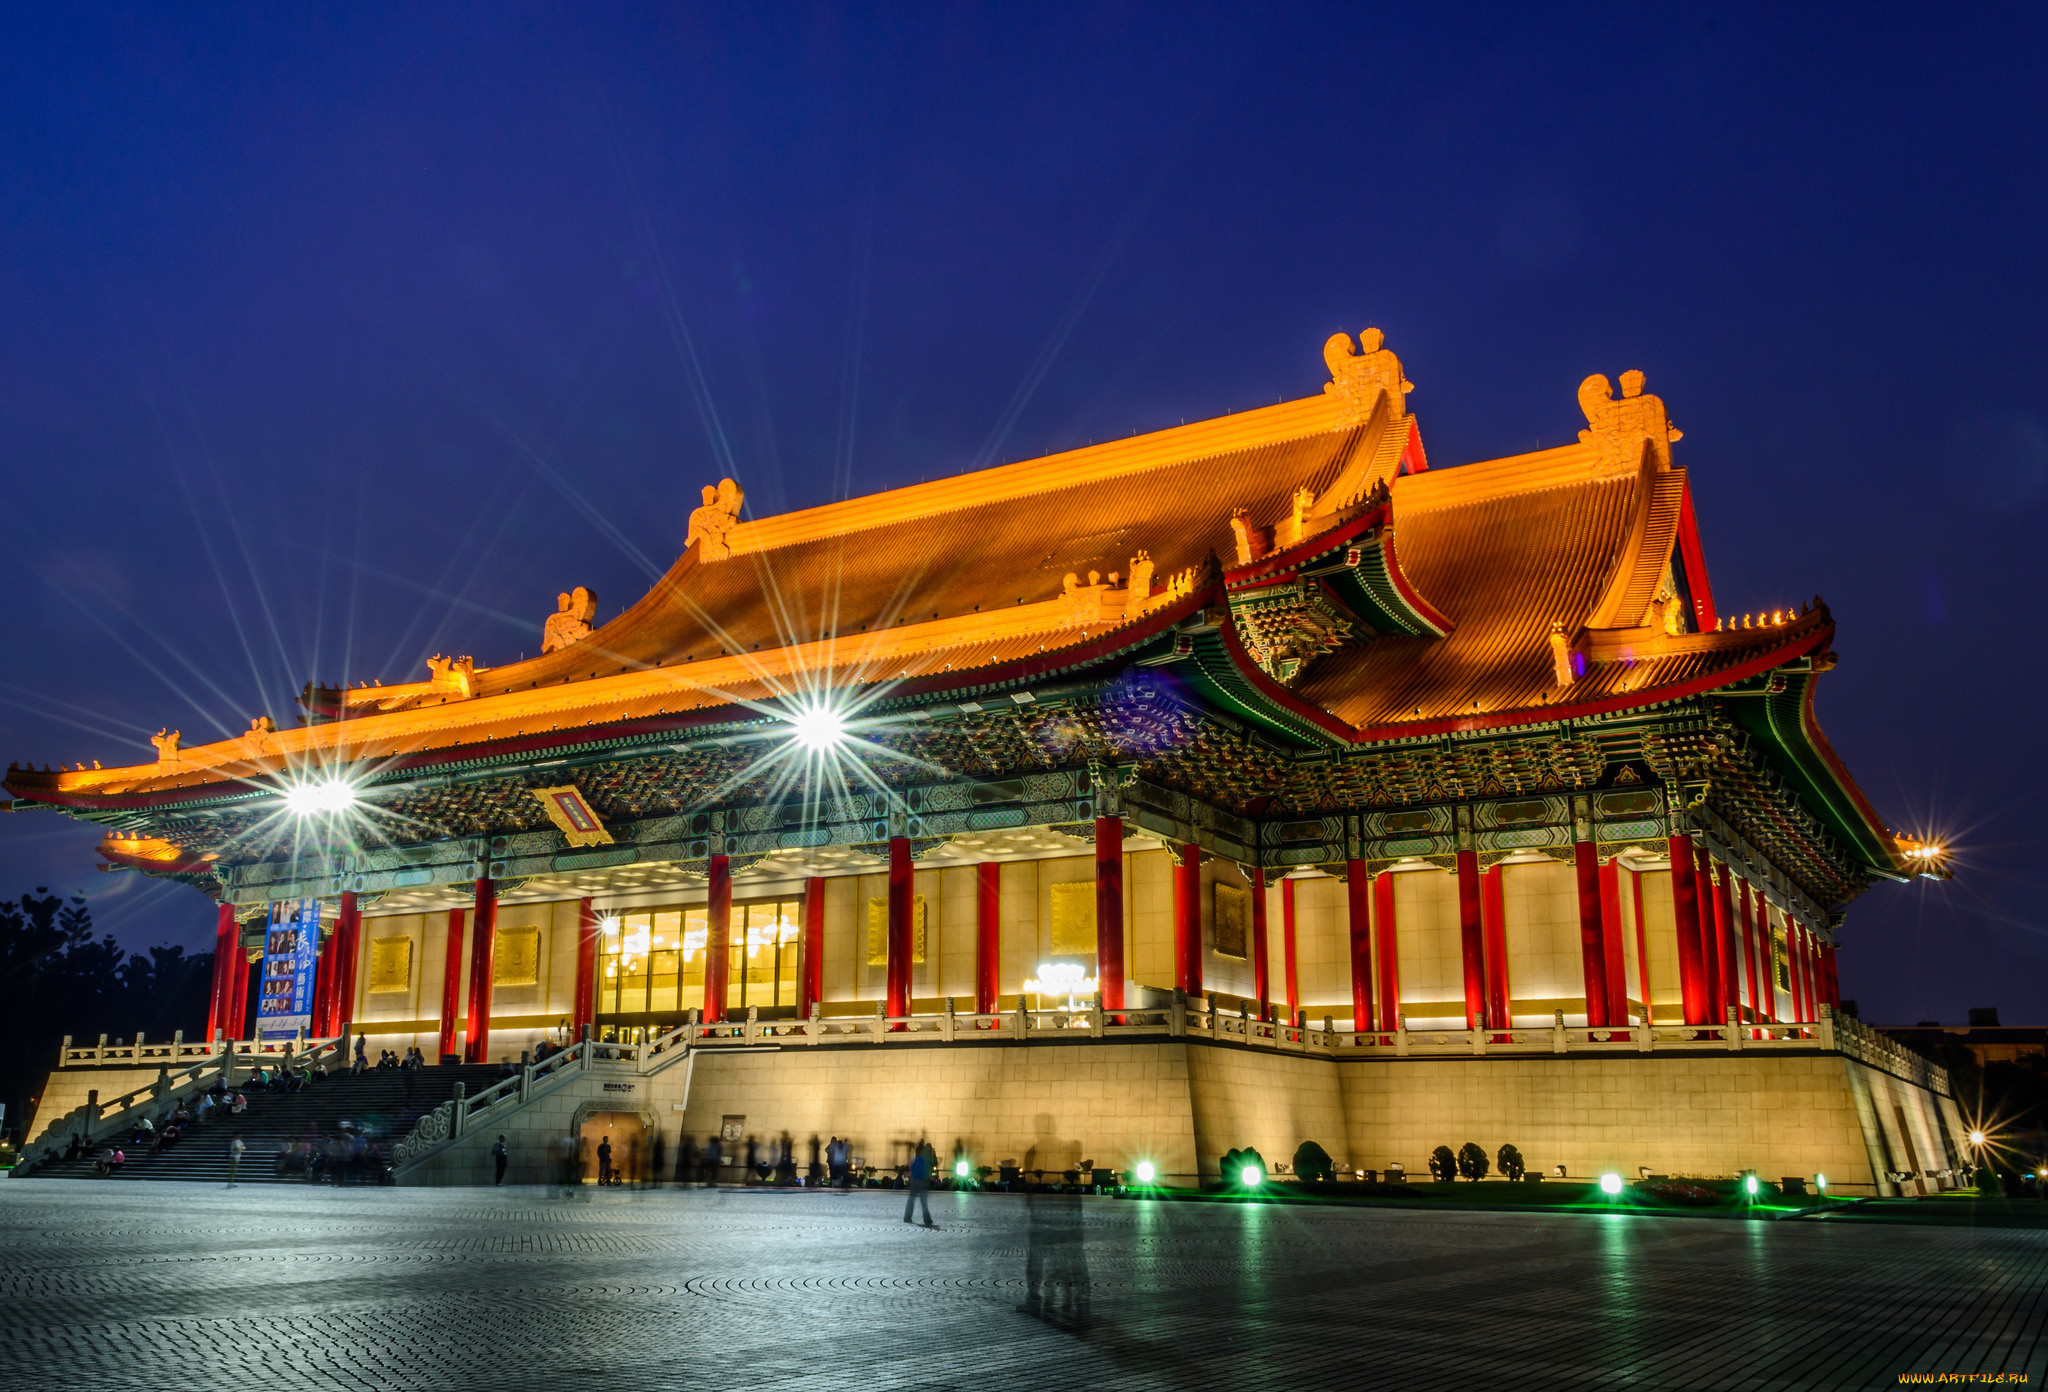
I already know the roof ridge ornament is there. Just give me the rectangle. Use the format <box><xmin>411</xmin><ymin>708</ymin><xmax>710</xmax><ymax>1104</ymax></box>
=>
<box><xmin>542</xmin><ymin>586</ymin><xmax>599</xmax><ymax>653</ymax></box>
<box><xmin>1578</xmin><ymin>369</ymin><xmax>1683</xmax><ymax>477</ymax></box>
<box><xmin>687</xmin><ymin>478</ymin><xmax>745</xmax><ymax>561</ymax></box>
<box><xmin>149</xmin><ymin>729</ymin><xmax>181</xmax><ymax>766</ymax></box>
<box><xmin>1323</xmin><ymin>328</ymin><xmax>1412</xmax><ymax>428</ymax></box>
<box><xmin>426</xmin><ymin>654</ymin><xmax>479</xmax><ymax>699</ymax></box>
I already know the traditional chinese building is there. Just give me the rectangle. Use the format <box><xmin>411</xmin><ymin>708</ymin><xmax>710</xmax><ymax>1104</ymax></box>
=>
<box><xmin>9</xmin><ymin>331</ymin><xmax>1965</xmax><ymax>1193</ymax></box>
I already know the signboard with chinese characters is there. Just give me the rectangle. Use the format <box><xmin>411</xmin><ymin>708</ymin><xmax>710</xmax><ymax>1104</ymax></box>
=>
<box><xmin>256</xmin><ymin>898</ymin><xmax>322</xmax><ymax>1042</ymax></box>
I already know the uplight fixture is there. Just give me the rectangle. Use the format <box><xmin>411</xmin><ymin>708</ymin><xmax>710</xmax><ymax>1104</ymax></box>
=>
<box><xmin>1134</xmin><ymin>1160</ymin><xmax>1157</xmax><ymax>1184</ymax></box>
<box><xmin>1240</xmin><ymin>1164</ymin><xmax>1263</xmax><ymax>1187</ymax></box>
<box><xmin>954</xmin><ymin>1158</ymin><xmax>971</xmax><ymax>1179</ymax></box>
<box><xmin>1815</xmin><ymin>1174</ymin><xmax>1827</xmax><ymax>1192</ymax></box>
<box><xmin>1599</xmin><ymin>1172</ymin><xmax>1624</xmax><ymax>1195</ymax></box>
<box><xmin>788</xmin><ymin>702</ymin><xmax>847</xmax><ymax>753</ymax></box>
<box><xmin>1743</xmin><ymin>1174</ymin><xmax>1760</xmax><ymax>1196</ymax></box>
<box><xmin>283</xmin><ymin>779</ymin><xmax>357</xmax><ymax>817</ymax></box>
<box><xmin>1970</xmin><ymin>1130</ymin><xmax>1988</xmax><ymax>1147</ymax></box>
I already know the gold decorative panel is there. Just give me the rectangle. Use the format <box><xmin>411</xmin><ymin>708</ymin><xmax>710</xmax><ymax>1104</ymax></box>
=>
<box><xmin>366</xmin><ymin>936</ymin><xmax>412</xmax><ymax>994</ymax></box>
<box><xmin>865</xmin><ymin>897</ymin><xmax>927</xmax><ymax>966</ymax></box>
<box><xmin>493</xmin><ymin>927</ymin><xmax>542</xmax><ymax>987</ymax></box>
<box><xmin>1213</xmin><ymin>882</ymin><xmax>1249</xmax><ymax>960</ymax></box>
<box><xmin>1049</xmin><ymin>882</ymin><xmax>1096</xmax><ymax>956</ymax></box>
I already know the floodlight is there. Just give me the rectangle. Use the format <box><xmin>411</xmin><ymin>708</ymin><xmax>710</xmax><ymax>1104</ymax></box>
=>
<box><xmin>1134</xmin><ymin>1160</ymin><xmax>1156</xmax><ymax>1184</ymax></box>
<box><xmin>1970</xmin><ymin>1130</ymin><xmax>1988</xmax><ymax>1147</ymax></box>
<box><xmin>954</xmin><ymin>1159</ymin><xmax>970</xmax><ymax>1178</ymax></box>
<box><xmin>1240</xmin><ymin>1165</ymin><xmax>1262</xmax><ymax>1187</ymax></box>
<box><xmin>1743</xmin><ymin>1174</ymin><xmax>1760</xmax><ymax>1196</ymax></box>
<box><xmin>788</xmin><ymin>703</ymin><xmax>847</xmax><ymax>752</ymax></box>
<box><xmin>284</xmin><ymin>779</ymin><xmax>357</xmax><ymax>816</ymax></box>
<box><xmin>1815</xmin><ymin>1174</ymin><xmax>1827</xmax><ymax>1191</ymax></box>
<box><xmin>1599</xmin><ymin>1172</ymin><xmax>1623</xmax><ymax>1195</ymax></box>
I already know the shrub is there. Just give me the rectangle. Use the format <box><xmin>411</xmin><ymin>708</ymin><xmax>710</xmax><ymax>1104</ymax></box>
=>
<box><xmin>1293</xmin><ymin>1140</ymin><xmax>1334</xmax><ymax>1184</ymax></box>
<box><xmin>1220</xmin><ymin>1146</ymin><xmax>1268</xmax><ymax>1187</ymax></box>
<box><xmin>1429</xmin><ymin>1145</ymin><xmax>1457</xmax><ymax>1181</ymax></box>
<box><xmin>1496</xmin><ymin>1144</ymin><xmax>1526</xmax><ymax>1181</ymax></box>
<box><xmin>1457</xmin><ymin>1141</ymin><xmax>1490</xmax><ymax>1181</ymax></box>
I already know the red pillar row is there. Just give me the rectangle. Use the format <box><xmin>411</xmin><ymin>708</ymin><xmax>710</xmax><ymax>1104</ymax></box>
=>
<box><xmin>1373</xmin><ymin>871</ymin><xmax>1400</xmax><ymax>1032</ymax></box>
<box><xmin>1692</xmin><ymin>846</ymin><xmax>1722</xmax><ymax>1026</ymax></box>
<box><xmin>1668</xmin><ymin>835</ymin><xmax>1708</xmax><ymax>1025</ymax></box>
<box><xmin>1281</xmin><ymin>876</ymin><xmax>1301</xmax><ymax>1025</ymax></box>
<box><xmin>1455</xmin><ymin>849</ymin><xmax>1486</xmax><ymax>1031</ymax></box>
<box><xmin>1737</xmin><ymin>880</ymin><xmax>1760</xmax><ymax>1025</ymax></box>
<box><xmin>1345</xmin><ymin>860</ymin><xmax>1373</xmax><ymax>1032</ymax></box>
<box><xmin>1630</xmin><ymin>870</ymin><xmax>1652</xmax><ymax>1020</ymax></box>
<box><xmin>226</xmin><ymin>936</ymin><xmax>250</xmax><ymax>1042</ymax></box>
<box><xmin>885</xmin><ymin>836</ymin><xmax>914</xmax><ymax>1019</ymax></box>
<box><xmin>311</xmin><ymin>915</ymin><xmax>339</xmax><ymax>1037</ymax></box>
<box><xmin>1173</xmin><ymin>846</ymin><xmax>1203</xmax><ymax>996</ymax></box>
<box><xmin>1096</xmin><ymin>818</ymin><xmax>1126</xmax><ymax>1012</ymax></box>
<box><xmin>974</xmin><ymin>863</ymin><xmax>1000</xmax><ymax>1014</ymax></box>
<box><xmin>703</xmin><ymin>854</ymin><xmax>732</xmax><ymax>1023</ymax></box>
<box><xmin>463</xmin><ymin>877</ymin><xmax>498</xmax><ymax>1063</ymax></box>
<box><xmin>800</xmin><ymin>877</ymin><xmax>826</xmax><ymax>1019</ymax></box>
<box><xmin>437</xmin><ymin>907</ymin><xmax>466</xmax><ymax>1060</ymax></box>
<box><xmin>573</xmin><ymin>898</ymin><xmax>599</xmax><ymax>1038</ymax></box>
<box><xmin>1709</xmin><ymin>860</ymin><xmax>1737</xmax><ymax>1025</ymax></box>
<box><xmin>1248</xmin><ymin>864</ymin><xmax>1270</xmax><ymax>1020</ymax></box>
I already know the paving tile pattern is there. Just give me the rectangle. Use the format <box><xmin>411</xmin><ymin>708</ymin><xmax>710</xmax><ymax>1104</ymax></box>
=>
<box><xmin>0</xmin><ymin>1182</ymin><xmax>2042</xmax><ymax>1391</ymax></box>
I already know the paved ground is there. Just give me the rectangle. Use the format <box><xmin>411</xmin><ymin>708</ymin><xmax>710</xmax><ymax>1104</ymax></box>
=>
<box><xmin>0</xmin><ymin>1182</ymin><xmax>2041</xmax><ymax>1391</ymax></box>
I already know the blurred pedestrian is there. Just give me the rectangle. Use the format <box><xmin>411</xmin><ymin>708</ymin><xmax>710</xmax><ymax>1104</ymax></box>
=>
<box><xmin>227</xmin><ymin>1134</ymin><xmax>245</xmax><ymax>1187</ymax></box>
<box><xmin>597</xmin><ymin>1135</ymin><xmax>613</xmax><ymax>1186</ymax></box>
<box><xmin>903</xmin><ymin>1141</ymin><xmax>935</xmax><ymax>1227</ymax></box>
<box><xmin>492</xmin><ymin>1135</ymin><xmax>509</xmax><ymax>1186</ymax></box>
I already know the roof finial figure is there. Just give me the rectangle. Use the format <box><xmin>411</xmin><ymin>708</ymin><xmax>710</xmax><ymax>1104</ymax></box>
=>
<box><xmin>1578</xmin><ymin>370</ymin><xmax>1683</xmax><ymax>476</ymax></box>
<box><xmin>542</xmin><ymin>586</ymin><xmax>599</xmax><ymax>653</ymax></box>
<box><xmin>1323</xmin><ymin>327</ymin><xmax>1413</xmax><ymax>427</ymax></box>
<box><xmin>150</xmin><ymin>729</ymin><xmax>181</xmax><ymax>765</ymax></box>
<box><xmin>687</xmin><ymin>479</ymin><xmax>745</xmax><ymax>561</ymax></box>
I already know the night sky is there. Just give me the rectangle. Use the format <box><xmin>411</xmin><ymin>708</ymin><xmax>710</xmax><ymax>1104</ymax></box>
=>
<box><xmin>1</xmin><ymin>6</ymin><xmax>2040</xmax><ymax>1025</ymax></box>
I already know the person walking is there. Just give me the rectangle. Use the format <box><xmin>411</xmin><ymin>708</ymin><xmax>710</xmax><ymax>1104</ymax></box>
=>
<box><xmin>703</xmin><ymin>1134</ymin><xmax>723</xmax><ymax>1188</ymax></box>
<box><xmin>597</xmin><ymin>1136</ymin><xmax>613</xmax><ymax>1187</ymax></box>
<box><xmin>903</xmin><ymin>1142</ymin><xmax>936</xmax><ymax>1227</ymax></box>
<box><xmin>492</xmin><ymin>1135</ymin><xmax>509</xmax><ymax>1186</ymax></box>
<box><xmin>227</xmin><ymin>1134</ymin><xmax>245</xmax><ymax>1187</ymax></box>
<box><xmin>353</xmin><ymin>1033</ymin><xmax>367</xmax><ymax>1074</ymax></box>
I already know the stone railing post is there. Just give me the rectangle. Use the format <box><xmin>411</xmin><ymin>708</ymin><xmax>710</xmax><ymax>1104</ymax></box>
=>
<box><xmin>59</xmin><ymin>1035</ymin><xmax>72</xmax><ymax>1066</ymax></box>
<box><xmin>1552</xmin><ymin>1010</ymin><xmax>1567</xmax><ymax>1054</ymax></box>
<box><xmin>745</xmin><ymin>1006</ymin><xmax>760</xmax><ymax>1045</ymax></box>
<box><xmin>518</xmin><ymin>1065</ymin><xmax>531</xmax><ymax>1104</ymax></box>
<box><xmin>807</xmin><ymin>1002</ymin><xmax>821</xmax><ymax>1046</ymax></box>
<box><xmin>1014</xmin><ymin>1001</ymin><xmax>1029</xmax><ymax>1040</ymax></box>
<box><xmin>450</xmin><ymin>1082</ymin><xmax>467</xmax><ymax>1139</ymax></box>
<box><xmin>1169</xmin><ymin>990</ymin><xmax>1187</xmax><ymax>1038</ymax></box>
<box><xmin>1472</xmin><ymin>1024</ymin><xmax>1487</xmax><ymax>1056</ymax></box>
<box><xmin>1394</xmin><ymin>1014</ymin><xmax>1409</xmax><ymax>1057</ymax></box>
<box><xmin>1089</xmin><ymin>1003</ymin><xmax>1104</xmax><ymax>1038</ymax></box>
<box><xmin>1726</xmin><ymin>1006</ymin><xmax>1742</xmax><ymax>1051</ymax></box>
<box><xmin>96</xmin><ymin>1033</ymin><xmax>108</xmax><ymax>1064</ymax></box>
<box><xmin>941</xmin><ymin>999</ymin><xmax>956</xmax><ymax>1043</ymax></box>
<box><xmin>1818</xmin><ymin>1003</ymin><xmax>1836</xmax><ymax>1052</ymax></box>
<box><xmin>874</xmin><ymin>1000</ymin><xmax>887</xmax><ymax>1042</ymax></box>
<box><xmin>1638</xmin><ymin>1009</ymin><xmax>1654</xmax><ymax>1053</ymax></box>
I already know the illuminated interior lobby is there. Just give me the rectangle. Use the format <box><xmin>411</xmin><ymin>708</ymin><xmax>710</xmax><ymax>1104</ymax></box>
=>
<box><xmin>9</xmin><ymin>330</ymin><xmax>1966</xmax><ymax>1194</ymax></box>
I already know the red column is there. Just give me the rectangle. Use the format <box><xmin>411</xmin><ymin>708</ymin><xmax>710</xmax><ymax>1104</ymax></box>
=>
<box><xmin>311</xmin><ymin>918</ymin><xmax>338</xmax><ymax>1037</ymax></box>
<box><xmin>1710</xmin><ymin>862</ymin><xmax>1738</xmax><ymax>1025</ymax></box>
<box><xmin>1575</xmin><ymin>843</ymin><xmax>1610</xmax><ymax>1028</ymax></box>
<box><xmin>886</xmin><ymin>836</ymin><xmax>913</xmax><ymax>1018</ymax></box>
<box><xmin>1456</xmin><ymin>850</ymin><xmax>1486</xmax><ymax>1031</ymax></box>
<box><xmin>207</xmin><ymin>903</ymin><xmax>236</xmax><ymax>1040</ymax></box>
<box><xmin>704</xmin><ymin>854</ymin><xmax>732</xmax><ymax>1023</ymax></box>
<box><xmin>1281</xmin><ymin>877</ymin><xmax>1301</xmax><ymax>1025</ymax></box>
<box><xmin>437</xmin><ymin>908</ymin><xmax>466</xmax><ymax>1060</ymax></box>
<box><xmin>334</xmin><ymin>891</ymin><xmax>361</xmax><ymax>1034</ymax></box>
<box><xmin>1345</xmin><ymin>860</ymin><xmax>1373</xmax><ymax>1032</ymax></box>
<box><xmin>226</xmin><ymin>938</ymin><xmax>251</xmax><ymax>1041</ymax></box>
<box><xmin>1095</xmin><ymin>819</ymin><xmax>1126</xmax><ymax>1012</ymax></box>
<box><xmin>975</xmin><ymin>863</ymin><xmax>1000</xmax><ymax>1014</ymax></box>
<box><xmin>1800</xmin><ymin>926</ymin><xmax>1822</xmax><ymax>1023</ymax></box>
<box><xmin>1249</xmin><ymin>866</ymin><xmax>1270</xmax><ymax>1020</ymax></box>
<box><xmin>1174</xmin><ymin>846</ymin><xmax>1203</xmax><ymax>996</ymax></box>
<box><xmin>463</xmin><ymin>877</ymin><xmax>498</xmax><ymax>1063</ymax></box>
<box><xmin>1668</xmin><ymin>835</ymin><xmax>1707</xmax><ymax>1025</ymax></box>
<box><xmin>1693</xmin><ymin>847</ymin><xmax>1723</xmax><ymax>1025</ymax></box>
<box><xmin>1373</xmin><ymin>871</ymin><xmax>1401</xmax><ymax>1032</ymax></box>
<box><xmin>1480</xmin><ymin>864</ymin><xmax>1509</xmax><ymax>1031</ymax></box>
<box><xmin>572</xmin><ymin>898</ymin><xmax>599</xmax><ymax>1037</ymax></box>
<box><xmin>800</xmin><ymin>878</ymin><xmax>826</xmax><ymax>1019</ymax></box>
<box><xmin>1823</xmin><ymin>942</ymin><xmax>1841</xmax><ymax>1008</ymax></box>
<box><xmin>1598</xmin><ymin>862</ymin><xmax>1628</xmax><ymax>1027</ymax></box>
<box><xmin>1738</xmin><ymin>882</ymin><xmax>1761</xmax><ymax>1025</ymax></box>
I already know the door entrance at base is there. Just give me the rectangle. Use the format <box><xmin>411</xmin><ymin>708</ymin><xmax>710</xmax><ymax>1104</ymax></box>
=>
<box><xmin>577</xmin><ymin>1111</ymin><xmax>649</xmax><ymax>1186</ymax></box>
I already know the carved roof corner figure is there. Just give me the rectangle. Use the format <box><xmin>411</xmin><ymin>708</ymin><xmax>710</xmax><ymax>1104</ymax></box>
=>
<box><xmin>1578</xmin><ymin>369</ymin><xmax>1683</xmax><ymax>477</ymax></box>
<box><xmin>541</xmin><ymin>586</ymin><xmax>600</xmax><ymax>654</ymax></box>
<box><xmin>149</xmin><ymin>729</ymin><xmax>180</xmax><ymax>765</ymax></box>
<box><xmin>426</xmin><ymin>654</ymin><xmax>479</xmax><ymax>699</ymax></box>
<box><xmin>687</xmin><ymin>478</ymin><xmax>746</xmax><ymax>561</ymax></box>
<box><xmin>1323</xmin><ymin>327</ymin><xmax>1413</xmax><ymax>427</ymax></box>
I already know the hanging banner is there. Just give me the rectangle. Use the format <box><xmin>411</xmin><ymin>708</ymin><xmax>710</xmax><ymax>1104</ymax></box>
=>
<box><xmin>256</xmin><ymin>898</ymin><xmax>322</xmax><ymax>1043</ymax></box>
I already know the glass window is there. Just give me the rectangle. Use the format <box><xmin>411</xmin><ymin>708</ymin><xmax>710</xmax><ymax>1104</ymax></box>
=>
<box><xmin>595</xmin><ymin>897</ymin><xmax>804</xmax><ymax>1023</ymax></box>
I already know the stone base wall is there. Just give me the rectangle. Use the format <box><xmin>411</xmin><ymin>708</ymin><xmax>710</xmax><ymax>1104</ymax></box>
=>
<box><xmin>392</xmin><ymin>1037</ymin><xmax>1966</xmax><ymax>1195</ymax></box>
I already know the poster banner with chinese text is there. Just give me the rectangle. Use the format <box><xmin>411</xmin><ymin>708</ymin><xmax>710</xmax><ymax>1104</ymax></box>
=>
<box><xmin>256</xmin><ymin>898</ymin><xmax>321</xmax><ymax>1042</ymax></box>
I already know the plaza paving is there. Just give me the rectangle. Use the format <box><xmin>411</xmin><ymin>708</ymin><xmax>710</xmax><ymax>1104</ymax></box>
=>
<box><xmin>0</xmin><ymin>1181</ymin><xmax>2040</xmax><ymax>1391</ymax></box>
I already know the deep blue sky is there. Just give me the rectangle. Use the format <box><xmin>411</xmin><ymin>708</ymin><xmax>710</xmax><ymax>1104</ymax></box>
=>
<box><xmin>1</xmin><ymin>5</ymin><xmax>2040</xmax><ymax>1024</ymax></box>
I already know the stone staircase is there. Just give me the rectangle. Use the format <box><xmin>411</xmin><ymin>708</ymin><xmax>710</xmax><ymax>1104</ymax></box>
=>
<box><xmin>22</xmin><ymin>1064</ymin><xmax>506</xmax><ymax>1184</ymax></box>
